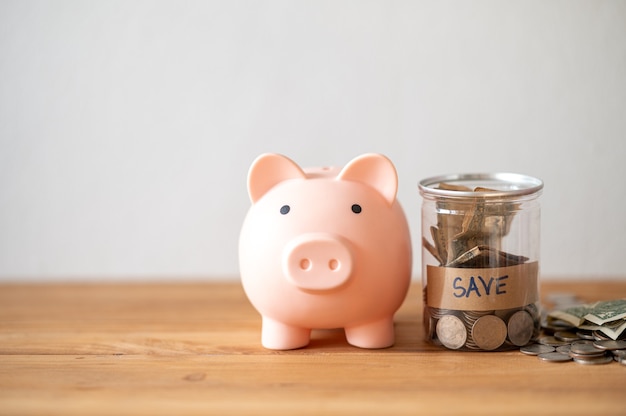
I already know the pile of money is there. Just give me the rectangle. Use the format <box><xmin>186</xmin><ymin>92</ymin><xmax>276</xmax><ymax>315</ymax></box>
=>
<box><xmin>519</xmin><ymin>295</ymin><xmax>626</xmax><ymax>365</ymax></box>
<box><xmin>423</xmin><ymin>183</ymin><xmax>526</xmax><ymax>268</ymax></box>
<box><xmin>521</xmin><ymin>337</ymin><xmax>626</xmax><ymax>365</ymax></box>
<box><xmin>423</xmin><ymin>183</ymin><xmax>538</xmax><ymax>351</ymax></box>
<box><xmin>547</xmin><ymin>299</ymin><xmax>626</xmax><ymax>341</ymax></box>
<box><xmin>428</xmin><ymin>305</ymin><xmax>540</xmax><ymax>351</ymax></box>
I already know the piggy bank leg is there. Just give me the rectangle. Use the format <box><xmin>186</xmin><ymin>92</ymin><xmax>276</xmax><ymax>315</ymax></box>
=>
<box><xmin>345</xmin><ymin>317</ymin><xmax>395</xmax><ymax>349</ymax></box>
<box><xmin>261</xmin><ymin>317</ymin><xmax>311</xmax><ymax>350</ymax></box>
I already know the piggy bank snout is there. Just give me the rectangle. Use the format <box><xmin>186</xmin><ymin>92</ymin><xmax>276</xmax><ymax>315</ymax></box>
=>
<box><xmin>282</xmin><ymin>233</ymin><xmax>353</xmax><ymax>291</ymax></box>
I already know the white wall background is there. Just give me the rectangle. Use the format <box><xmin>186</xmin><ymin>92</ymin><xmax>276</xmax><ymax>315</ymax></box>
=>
<box><xmin>1</xmin><ymin>0</ymin><xmax>625</xmax><ymax>282</ymax></box>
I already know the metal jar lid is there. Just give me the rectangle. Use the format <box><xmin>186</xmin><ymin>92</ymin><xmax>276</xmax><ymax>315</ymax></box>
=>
<box><xmin>418</xmin><ymin>173</ymin><xmax>543</xmax><ymax>199</ymax></box>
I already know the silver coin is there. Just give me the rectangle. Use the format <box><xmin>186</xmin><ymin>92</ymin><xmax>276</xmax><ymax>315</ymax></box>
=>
<box><xmin>538</xmin><ymin>352</ymin><xmax>572</xmax><ymax>362</ymax></box>
<box><xmin>576</xmin><ymin>330</ymin><xmax>594</xmax><ymax>340</ymax></box>
<box><xmin>556</xmin><ymin>345</ymin><xmax>571</xmax><ymax>354</ymax></box>
<box><xmin>542</xmin><ymin>320</ymin><xmax>575</xmax><ymax>332</ymax></box>
<box><xmin>554</xmin><ymin>330</ymin><xmax>580</xmax><ymax>342</ymax></box>
<box><xmin>462</xmin><ymin>311</ymin><xmax>493</xmax><ymax>337</ymax></box>
<box><xmin>593</xmin><ymin>330</ymin><xmax>611</xmax><ymax>341</ymax></box>
<box><xmin>520</xmin><ymin>343</ymin><xmax>555</xmax><ymax>355</ymax></box>
<box><xmin>572</xmin><ymin>354</ymin><xmax>614</xmax><ymax>365</ymax></box>
<box><xmin>462</xmin><ymin>310</ymin><xmax>490</xmax><ymax>331</ymax></box>
<box><xmin>611</xmin><ymin>349</ymin><xmax>626</xmax><ymax>359</ymax></box>
<box><xmin>570</xmin><ymin>341</ymin><xmax>604</xmax><ymax>355</ymax></box>
<box><xmin>507</xmin><ymin>310</ymin><xmax>535</xmax><ymax>346</ymax></box>
<box><xmin>592</xmin><ymin>339</ymin><xmax>626</xmax><ymax>351</ymax></box>
<box><xmin>472</xmin><ymin>315</ymin><xmax>507</xmax><ymax>351</ymax></box>
<box><xmin>436</xmin><ymin>315</ymin><xmax>467</xmax><ymax>350</ymax></box>
<box><xmin>569</xmin><ymin>351</ymin><xmax>606</xmax><ymax>359</ymax></box>
<box><xmin>538</xmin><ymin>335</ymin><xmax>570</xmax><ymax>347</ymax></box>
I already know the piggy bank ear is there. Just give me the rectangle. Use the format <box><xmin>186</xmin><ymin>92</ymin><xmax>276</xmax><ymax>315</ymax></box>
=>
<box><xmin>247</xmin><ymin>153</ymin><xmax>306</xmax><ymax>203</ymax></box>
<box><xmin>337</xmin><ymin>154</ymin><xmax>398</xmax><ymax>206</ymax></box>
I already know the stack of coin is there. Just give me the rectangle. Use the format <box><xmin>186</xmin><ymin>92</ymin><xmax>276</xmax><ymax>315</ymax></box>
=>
<box><xmin>520</xmin><ymin>327</ymin><xmax>626</xmax><ymax>365</ymax></box>
<box><xmin>547</xmin><ymin>298</ymin><xmax>626</xmax><ymax>341</ymax></box>
<box><xmin>429</xmin><ymin>304</ymin><xmax>540</xmax><ymax>351</ymax></box>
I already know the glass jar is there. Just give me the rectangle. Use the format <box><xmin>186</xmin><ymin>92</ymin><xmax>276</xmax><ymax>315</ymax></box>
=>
<box><xmin>418</xmin><ymin>173</ymin><xmax>543</xmax><ymax>351</ymax></box>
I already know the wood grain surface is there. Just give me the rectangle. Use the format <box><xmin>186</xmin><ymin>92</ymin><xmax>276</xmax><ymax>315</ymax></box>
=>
<box><xmin>1</xmin><ymin>280</ymin><xmax>625</xmax><ymax>415</ymax></box>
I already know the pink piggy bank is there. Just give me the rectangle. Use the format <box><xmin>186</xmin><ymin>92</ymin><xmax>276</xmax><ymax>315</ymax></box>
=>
<box><xmin>239</xmin><ymin>153</ymin><xmax>412</xmax><ymax>350</ymax></box>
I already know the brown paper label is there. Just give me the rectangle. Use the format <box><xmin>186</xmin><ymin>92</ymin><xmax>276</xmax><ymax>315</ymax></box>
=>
<box><xmin>426</xmin><ymin>262</ymin><xmax>539</xmax><ymax>311</ymax></box>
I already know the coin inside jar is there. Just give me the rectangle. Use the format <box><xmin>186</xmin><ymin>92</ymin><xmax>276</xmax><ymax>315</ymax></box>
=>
<box><xmin>471</xmin><ymin>315</ymin><xmax>507</xmax><ymax>350</ymax></box>
<box><xmin>507</xmin><ymin>310</ymin><xmax>535</xmax><ymax>346</ymax></box>
<box><xmin>436</xmin><ymin>315</ymin><xmax>467</xmax><ymax>350</ymax></box>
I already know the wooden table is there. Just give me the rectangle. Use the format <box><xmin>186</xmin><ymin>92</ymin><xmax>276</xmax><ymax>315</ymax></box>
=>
<box><xmin>1</xmin><ymin>280</ymin><xmax>625</xmax><ymax>415</ymax></box>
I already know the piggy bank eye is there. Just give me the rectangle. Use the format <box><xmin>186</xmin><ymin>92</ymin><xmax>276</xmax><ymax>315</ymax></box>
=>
<box><xmin>280</xmin><ymin>205</ymin><xmax>290</xmax><ymax>215</ymax></box>
<box><xmin>351</xmin><ymin>204</ymin><xmax>362</xmax><ymax>214</ymax></box>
